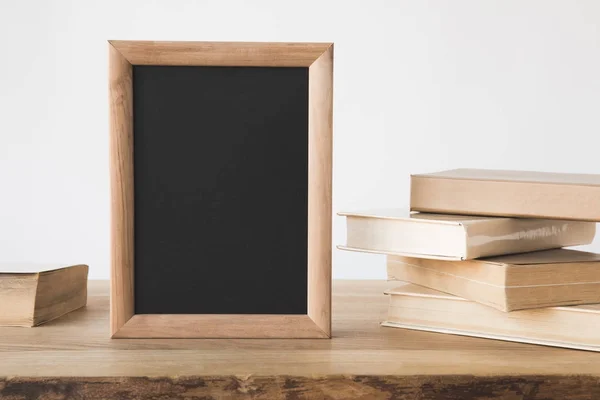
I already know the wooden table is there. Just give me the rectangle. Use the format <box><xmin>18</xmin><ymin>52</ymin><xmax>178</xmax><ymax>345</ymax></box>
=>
<box><xmin>1</xmin><ymin>280</ymin><xmax>599</xmax><ymax>399</ymax></box>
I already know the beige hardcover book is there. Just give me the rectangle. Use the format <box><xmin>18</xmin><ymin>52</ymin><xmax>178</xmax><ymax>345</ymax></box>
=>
<box><xmin>337</xmin><ymin>209</ymin><xmax>595</xmax><ymax>260</ymax></box>
<box><xmin>388</xmin><ymin>249</ymin><xmax>600</xmax><ymax>311</ymax></box>
<box><xmin>0</xmin><ymin>264</ymin><xmax>88</xmax><ymax>327</ymax></box>
<box><xmin>383</xmin><ymin>283</ymin><xmax>600</xmax><ymax>352</ymax></box>
<box><xmin>410</xmin><ymin>168</ymin><xmax>600</xmax><ymax>221</ymax></box>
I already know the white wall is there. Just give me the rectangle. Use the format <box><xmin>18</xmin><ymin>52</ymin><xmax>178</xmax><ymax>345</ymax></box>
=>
<box><xmin>1</xmin><ymin>0</ymin><xmax>599</xmax><ymax>279</ymax></box>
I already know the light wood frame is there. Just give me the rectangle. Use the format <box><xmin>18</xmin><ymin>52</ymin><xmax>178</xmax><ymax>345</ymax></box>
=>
<box><xmin>109</xmin><ymin>41</ymin><xmax>333</xmax><ymax>339</ymax></box>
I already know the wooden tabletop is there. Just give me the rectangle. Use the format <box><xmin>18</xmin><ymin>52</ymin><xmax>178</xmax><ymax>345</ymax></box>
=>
<box><xmin>2</xmin><ymin>280</ymin><xmax>600</xmax><ymax>399</ymax></box>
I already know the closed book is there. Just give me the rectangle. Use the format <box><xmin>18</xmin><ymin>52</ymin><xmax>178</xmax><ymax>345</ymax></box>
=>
<box><xmin>0</xmin><ymin>264</ymin><xmax>88</xmax><ymax>327</ymax></box>
<box><xmin>410</xmin><ymin>168</ymin><xmax>600</xmax><ymax>221</ymax></box>
<box><xmin>338</xmin><ymin>209</ymin><xmax>595</xmax><ymax>260</ymax></box>
<box><xmin>383</xmin><ymin>284</ymin><xmax>600</xmax><ymax>352</ymax></box>
<box><xmin>387</xmin><ymin>249</ymin><xmax>600</xmax><ymax>311</ymax></box>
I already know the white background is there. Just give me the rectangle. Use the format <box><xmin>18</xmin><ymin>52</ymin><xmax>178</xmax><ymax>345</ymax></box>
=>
<box><xmin>1</xmin><ymin>0</ymin><xmax>599</xmax><ymax>279</ymax></box>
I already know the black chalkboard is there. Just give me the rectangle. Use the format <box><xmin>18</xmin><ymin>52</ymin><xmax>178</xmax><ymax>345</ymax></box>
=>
<box><xmin>132</xmin><ymin>66</ymin><xmax>309</xmax><ymax>315</ymax></box>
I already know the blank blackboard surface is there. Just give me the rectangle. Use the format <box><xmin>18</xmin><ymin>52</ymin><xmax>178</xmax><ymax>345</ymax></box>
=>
<box><xmin>133</xmin><ymin>66</ymin><xmax>309</xmax><ymax>315</ymax></box>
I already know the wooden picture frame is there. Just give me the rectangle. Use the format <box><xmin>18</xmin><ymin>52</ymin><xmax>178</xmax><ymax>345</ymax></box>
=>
<box><xmin>108</xmin><ymin>41</ymin><xmax>333</xmax><ymax>338</ymax></box>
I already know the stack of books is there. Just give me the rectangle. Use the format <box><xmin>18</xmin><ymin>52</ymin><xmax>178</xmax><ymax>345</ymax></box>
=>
<box><xmin>339</xmin><ymin>168</ymin><xmax>600</xmax><ymax>351</ymax></box>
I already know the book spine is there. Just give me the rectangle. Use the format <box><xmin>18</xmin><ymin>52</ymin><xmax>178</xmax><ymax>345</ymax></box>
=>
<box><xmin>410</xmin><ymin>175</ymin><xmax>600</xmax><ymax>221</ymax></box>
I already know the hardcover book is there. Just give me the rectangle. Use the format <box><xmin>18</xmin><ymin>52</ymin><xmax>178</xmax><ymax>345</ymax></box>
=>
<box><xmin>410</xmin><ymin>168</ymin><xmax>600</xmax><ymax>221</ymax></box>
<box><xmin>383</xmin><ymin>283</ymin><xmax>600</xmax><ymax>352</ymax></box>
<box><xmin>387</xmin><ymin>249</ymin><xmax>600</xmax><ymax>311</ymax></box>
<box><xmin>338</xmin><ymin>209</ymin><xmax>595</xmax><ymax>260</ymax></box>
<box><xmin>0</xmin><ymin>264</ymin><xmax>88</xmax><ymax>327</ymax></box>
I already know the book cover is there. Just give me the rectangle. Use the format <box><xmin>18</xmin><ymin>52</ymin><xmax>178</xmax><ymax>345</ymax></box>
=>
<box><xmin>388</xmin><ymin>249</ymin><xmax>600</xmax><ymax>311</ymax></box>
<box><xmin>338</xmin><ymin>209</ymin><xmax>595</xmax><ymax>260</ymax></box>
<box><xmin>384</xmin><ymin>283</ymin><xmax>600</xmax><ymax>352</ymax></box>
<box><xmin>411</xmin><ymin>168</ymin><xmax>600</xmax><ymax>221</ymax></box>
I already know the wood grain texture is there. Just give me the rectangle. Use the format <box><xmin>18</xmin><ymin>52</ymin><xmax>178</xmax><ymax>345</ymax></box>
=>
<box><xmin>5</xmin><ymin>281</ymin><xmax>600</xmax><ymax>379</ymax></box>
<box><xmin>3</xmin><ymin>375</ymin><xmax>600</xmax><ymax>399</ymax></box>
<box><xmin>109</xmin><ymin>40</ymin><xmax>331</xmax><ymax>66</ymax></box>
<box><xmin>307</xmin><ymin>44</ymin><xmax>334</xmax><ymax>337</ymax></box>
<box><xmin>115</xmin><ymin>314</ymin><xmax>329</xmax><ymax>339</ymax></box>
<box><xmin>108</xmin><ymin>43</ymin><xmax>134</xmax><ymax>337</ymax></box>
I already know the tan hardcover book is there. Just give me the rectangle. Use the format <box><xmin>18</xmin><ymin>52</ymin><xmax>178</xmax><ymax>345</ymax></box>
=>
<box><xmin>383</xmin><ymin>283</ymin><xmax>600</xmax><ymax>352</ymax></box>
<box><xmin>410</xmin><ymin>168</ymin><xmax>600</xmax><ymax>221</ymax></box>
<box><xmin>388</xmin><ymin>249</ymin><xmax>600</xmax><ymax>311</ymax></box>
<box><xmin>0</xmin><ymin>264</ymin><xmax>88</xmax><ymax>327</ymax></box>
<box><xmin>337</xmin><ymin>209</ymin><xmax>595</xmax><ymax>260</ymax></box>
